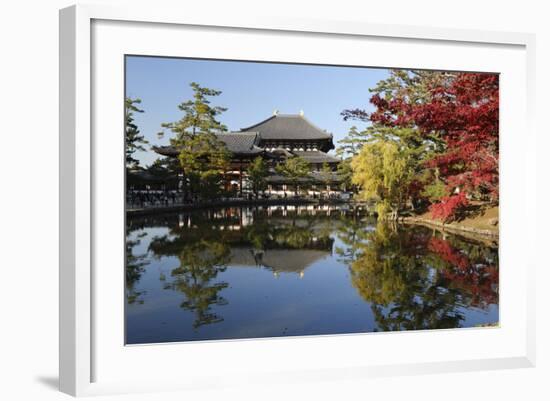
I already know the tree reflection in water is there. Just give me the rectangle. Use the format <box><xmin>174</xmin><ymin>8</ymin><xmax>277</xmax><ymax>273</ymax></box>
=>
<box><xmin>126</xmin><ymin>230</ymin><xmax>148</xmax><ymax>305</ymax></box>
<box><xmin>126</xmin><ymin>205</ymin><xmax>499</xmax><ymax>338</ymax></box>
<box><xmin>147</xmin><ymin>213</ymin><xmax>232</xmax><ymax>329</ymax></box>
<box><xmin>144</xmin><ymin>206</ymin><xmax>337</xmax><ymax>328</ymax></box>
<box><xmin>168</xmin><ymin>241</ymin><xmax>230</xmax><ymax>329</ymax></box>
<box><xmin>341</xmin><ymin>220</ymin><xmax>498</xmax><ymax>331</ymax></box>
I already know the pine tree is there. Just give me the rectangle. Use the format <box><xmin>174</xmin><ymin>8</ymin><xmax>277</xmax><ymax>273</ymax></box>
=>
<box><xmin>336</xmin><ymin>126</ymin><xmax>368</xmax><ymax>159</ymax></box>
<box><xmin>276</xmin><ymin>156</ymin><xmax>310</xmax><ymax>196</ymax></box>
<box><xmin>158</xmin><ymin>82</ymin><xmax>229</xmax><ymax>200</ymax></box>
<box><xmin>319</xmin><ymin>162</ymin><xmax>334</xmax><ymax>199</ymax></box>
<box><xmin>125</xmin><ymin>97</ymin><xmax>148</xmax><ymax>168</ymax></box>
<box><xmin>178</xmin><ymin>133</ymin><xmax>231</xmax><ymax>200</ymax></box>
<box><xmin>247</xmin><ymin>157</ymin><xmax>269</xmax><ymax>199</ymax></box>
<box><xmin>158</xmin><ymin>82</ymin><xmax>228</xmax><ymax>144</ymax></box>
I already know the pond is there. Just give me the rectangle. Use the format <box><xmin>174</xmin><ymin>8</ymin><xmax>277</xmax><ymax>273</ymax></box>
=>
<box><xmin>126</xmin><ymin>204</ymin><xmax>499</xmax><ymax>344</ymax></box>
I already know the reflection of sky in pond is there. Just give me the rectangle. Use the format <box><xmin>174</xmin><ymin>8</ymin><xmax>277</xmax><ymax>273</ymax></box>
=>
<box><xmin>126</xmin><ymin>205</ymin><xmax>499</xmax><ymax>344</ymax></box>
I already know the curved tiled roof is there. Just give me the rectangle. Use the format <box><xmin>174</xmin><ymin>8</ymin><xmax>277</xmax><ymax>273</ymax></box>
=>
<box><xmin>266</xmin><ymin>171</ymin><xmax>341</xmax><ymax>184</ymax></box>
<box><xmin>152</xmin><ymin>145</ymin><xmax>179</xmax><ymax>157</ymax></box>
<box><xmin>240</xmin><ymin>114</ymin><xmax>333</xmax><ymax>141</ymax></box>
<box><xmin>229</xmin><ymin>247</ymin><xmax>330</xmax><ymax>274</ymax></box>
<box><xmin>308</xmin><ymin>171</ymin><xmax>342</xmax><ymax>183</ymax></box>
<box><xmin>152</xmin><ymin>132</ymin><xmax>264</xmax><ymax>157</ymax></box>
<box><xmin>215</xmin><ymin>132</ymin><xmax>263</xmax><ymax>154</ymax></box>
<box><xmin>292</xmin><ymin>150</ymin><xmax>340</xmax><ymax>164</ymax></box>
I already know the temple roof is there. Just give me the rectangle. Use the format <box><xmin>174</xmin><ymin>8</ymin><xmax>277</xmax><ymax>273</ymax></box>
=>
<box><xmin>152</xmin><ymin>115</ymin><xmax>338</xmax><ymax>157</ymax></box>
<box><xmin>266</xmin><ymin>171</ymin><xmax>342</xmax><ymax>184</ymax></box>
<box><xmin>292</xmin><ymin>150</ymin><xmax>340</xmax><ymax>164</ymax></box>
<box><xmin>229</xmin><ymin>247</ymin><xmax>330</xmax><ymax>274</ymax></box>
<box><xmin>216</xmin><ymin>132</ymin><xmax>264</xmax><ymax>154</ymax></box>
<box><xmin>240</xmin><ymin>114</ymin><xmax>333</xmax><ymax>141</ymax></box>
<box><xmin>308</xmin><ymin>171</ymin><xmax>342</xmax><ymax>183</ymax></box>
<box><xmin>152</xmin><ymin>145</ymin><xmax>179</xmax><ymax>157</ymax></box>
<box><xmin>152</xmin><ymin>132</ymin><xmax>264</xmax><ymax>157</ymax></box>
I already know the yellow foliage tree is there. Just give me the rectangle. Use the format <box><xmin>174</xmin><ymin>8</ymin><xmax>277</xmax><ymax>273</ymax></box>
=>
<box><xmin>351</xmin><ymin>141</ymin><xmax>413</xmax><ymax>220</ymax></box>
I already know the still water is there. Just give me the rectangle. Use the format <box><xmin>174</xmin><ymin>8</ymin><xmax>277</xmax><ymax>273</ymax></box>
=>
<box><xmin>126</xmin><ymin>205</ymin><xmax>499</xmax><ymax>344</ymax></box>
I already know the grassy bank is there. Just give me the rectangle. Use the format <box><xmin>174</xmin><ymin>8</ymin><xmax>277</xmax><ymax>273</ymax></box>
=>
<box><xmin>402</xmin><ymin>205</ymin><xmax>499</xmax><ymax>239</ymax></box>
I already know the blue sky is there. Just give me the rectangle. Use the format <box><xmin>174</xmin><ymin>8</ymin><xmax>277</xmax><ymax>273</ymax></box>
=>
<box><xmin>126</xmin><ymin>56</ymin><xmax>390</xmax><ymax>166</ymax></box>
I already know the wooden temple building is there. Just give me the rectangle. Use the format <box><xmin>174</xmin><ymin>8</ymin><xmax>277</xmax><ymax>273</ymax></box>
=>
<box><xmin>152</xmin><ymin>111</ymin><xmax>342</xmax><ymax>197</ymax></box>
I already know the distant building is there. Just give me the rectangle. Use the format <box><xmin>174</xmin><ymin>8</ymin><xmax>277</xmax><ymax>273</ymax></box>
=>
<box><xmin>153</xmin><ymin>112</ymin><xmax>342</xmax><ymax>197</ymax></box>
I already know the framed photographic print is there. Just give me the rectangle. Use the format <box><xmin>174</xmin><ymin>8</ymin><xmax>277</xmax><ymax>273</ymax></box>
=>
<box><xmin>59</xmin><ymin>4</ymin><xmax>536</xmax><ymax>396</ymax></box>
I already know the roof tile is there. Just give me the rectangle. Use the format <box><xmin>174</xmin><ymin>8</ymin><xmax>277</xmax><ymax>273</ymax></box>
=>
<box><xmin>241</xmin><ymin>114</ymin><xmax>333</xmax><ymax>141</ymax></box>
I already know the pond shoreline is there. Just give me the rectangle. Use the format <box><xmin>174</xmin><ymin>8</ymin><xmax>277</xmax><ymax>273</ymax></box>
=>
<box><xmin>400</xmin><ymin>216</ymin><xmax>499</xmax><ymax>241</ymax></box>
<box><xmin>127</xmin><ymin>199</ymin><xmax>498</xmax><ymax>243</ymax></box>
<box><xmin>127</xmin><ymin>198</ymin><xmax>348</xmax><ymax>217</ymax></box>
<box><xmin>400</xmin><ymin>205</ymin><xmax>499</xmax><ymax>240</ymax></box>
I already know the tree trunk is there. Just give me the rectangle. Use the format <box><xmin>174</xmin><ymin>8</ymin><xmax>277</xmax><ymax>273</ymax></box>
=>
<box><xmin>181</xmin><ymin>169</ymin><xmax>188</xmax><ymax>202</ymax></box>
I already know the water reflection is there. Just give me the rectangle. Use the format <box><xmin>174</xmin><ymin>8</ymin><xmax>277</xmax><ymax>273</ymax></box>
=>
<box><xmin>126</xmin><ymin>229</ymin><xmax>148</xmax><ymax>305</ymax></box>
<box><xmin>126</xmin><ymin>205</ymin><xmax>498</xmax><ymax>344</ymax></box>
<box><xmin>349</xmin><ymin>222</ymin><xmax>474</xmax><ymax>331</ymax></box>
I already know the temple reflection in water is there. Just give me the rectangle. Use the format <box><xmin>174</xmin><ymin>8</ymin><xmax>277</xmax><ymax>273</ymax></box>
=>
<box><xmin>131</xmin><ymin>205</ymin><xmax>348</xmax><ymax>278</ymax></box>
<box><xmin>126</xmin><ymin>204</ymin><xmax>499</xmax><ymax>344</ymax></box>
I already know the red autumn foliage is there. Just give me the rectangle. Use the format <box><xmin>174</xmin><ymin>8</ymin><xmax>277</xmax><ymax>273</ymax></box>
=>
<box><xmin>415</xmin><ymin>74</ymin><xmax>499</xmax><ymax>207</ymax></box>
<box><xmin>428</xmin><ymin>192</ymin><xmax>468</xmax><ymax>222</ymax></box>
<box><xmin>427</xmin><ymin>237</ymin><xmax>470</xmax><ymax>271</ymax></box>
<box><xmin>428</xmin><ymin>236</ymin><xmax>499</xmax><ymax>307</ymax></box>
<box><xmin>441</xmin><ymin>264</ymin><xmax>499</xmax><ymax>308</ymax></box>
<box><xmin>364</xmin><ymin>72</ymin><xmax>499</xmax><ymax>221</ymax></box>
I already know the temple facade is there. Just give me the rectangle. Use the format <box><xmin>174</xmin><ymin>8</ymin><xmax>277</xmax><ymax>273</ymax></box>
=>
<box><xmin>153</xmin><ymin>112</ymin><xmax>343</xmax><ymax>198</ymax></box>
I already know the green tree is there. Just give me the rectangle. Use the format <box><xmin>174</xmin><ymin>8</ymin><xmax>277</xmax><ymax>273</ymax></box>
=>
<box><xmin>178</xmin><ymin>133</ymin><xmax>231</xmax><ymax>200</ymax></box>
<box><xmin>319</xmin><ymin>162</ymin><xmax>333</xmax><ymax>199</ymax></box>
<box><xmin>335</xmin><ymin>125</ymin><xmax>369</xmax><ymax>196</ymax></box>
<box><xmin>276</xmin><ymin>156</ymin><xmax>310</xmax><ymax>197</ymax></box>
<box><xmin>341</xmin><ymin>70</ymin><xmax>455</xmax><ymax>214</ymax></box>
<box><xmin>421</xmin><ymin>169</ymin><xmax>447</xmax><ymax>202</ymax></box>
<box><xmin>247</xmin><ymin>156</ymin><xmax>269</xmax><ymax>199</ymax></box>
<box><xmin>125</xmin><ymin>97</ymin><xmax>148</xmax><ymax>168</ymax></box>
<box><xmin>351</xmin><ymin>140</ymin><xmax>415</xmax><ymax>220</ymax></box>
<box><xmin>336</xmin><ymin>158</ymin><xmax>353</xmax><ymax>193</ymax></box>
<box><xmin>371</xmin><ymin>69</ymin><xmax>451</xmax><ymax>105</ymax></box>
<box><xmin>158</xmin><ymin>82</ymin><xmax>229</xmax><ymax>200</ymax></box>
<box><xmin>158</xmin><ymin>82</ymin><xmax>228</xmax><ymax>142</ymax></box>
<box><xmin>336</xmin><ymin>126</ymin><xmax>369</xmax><ymax>159</ymax></box>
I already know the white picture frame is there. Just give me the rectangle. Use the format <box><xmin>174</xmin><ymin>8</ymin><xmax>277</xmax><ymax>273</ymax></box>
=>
<box><xmin>59</xmin><ymin>3</ymin><xmax>536</xmax><ymax>397</ymax></box>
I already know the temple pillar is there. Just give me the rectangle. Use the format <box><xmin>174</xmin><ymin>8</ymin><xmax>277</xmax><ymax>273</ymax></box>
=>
<box><xmin>239</xmin><ymin>161</ymin><xmax>243</xmax><ymax>197</ymax></box>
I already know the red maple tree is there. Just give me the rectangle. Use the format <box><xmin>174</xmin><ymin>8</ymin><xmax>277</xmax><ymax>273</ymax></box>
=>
<box><xmin>368</xmin><ymin>72</ymin><xmax>499</xmax><ymax>220</ymax></box>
